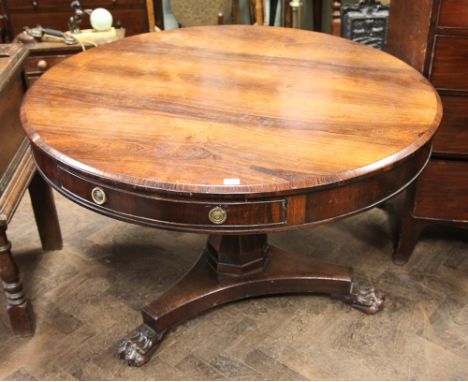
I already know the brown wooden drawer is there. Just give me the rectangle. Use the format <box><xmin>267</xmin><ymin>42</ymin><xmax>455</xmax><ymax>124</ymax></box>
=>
<box><xmin>6</xmin><ymin>0</ymin><xmax>145</xmax><ymax>11</ymax></box>
<box><xmin>430</xmin><ymin>35</ymin><xmax>468</xmax><ymax>91</ymax></box>
<box><xmin>24</xmin><ymin>54</ymin><xmax>71</xmax><ymax>75</ymax></box>
<box><xmin>5</xmin><ymin>0</ymin><xmax>147</xmax><ymax>37</ymax></box>
<box><xmin>433</xmin><ymin>95</ymin><xmax>468</xmax><ymax>158</ymax></box>
<box><xmin>57</xmin><ymin>166</ymin><xmax>287</xmax><ymax>229</ymax></box>
<box><xmin>438</xmin><ymin>0</ymin><xmax>468</xmax><ymax>28</ymax></box>
<box><xmin>413</xmin><ymin>160</ymin><xmax>468</xmax><ymax>221</ymax></box>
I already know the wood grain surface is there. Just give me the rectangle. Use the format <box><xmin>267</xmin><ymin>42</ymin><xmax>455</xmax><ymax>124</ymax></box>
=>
<box><xmin>21</xmin><ymin>26</ymin><xmax>442</xmax><ymax>197</ymax></box>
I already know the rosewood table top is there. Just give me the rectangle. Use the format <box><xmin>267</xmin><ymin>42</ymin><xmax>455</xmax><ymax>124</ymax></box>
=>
<box><xmin>22</xmin><ymin>26</ymin><xmax>441</xmax><ymax>197</ymax></box>
<box><xmin>20</xmin><ymin>26</ymin><xmax>442</xmax><ymax>367</ymax></box>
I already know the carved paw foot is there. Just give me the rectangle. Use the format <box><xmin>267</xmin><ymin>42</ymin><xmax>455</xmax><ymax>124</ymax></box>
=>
<box><xmin>342</xmin><ymin>285</ymin><xmax>385</xmax><ymax>315</ymax></box>
<box><xmin>117</xmin><ymin>325</ymin><xmax>163</xmax><ymax>367</ymax></box>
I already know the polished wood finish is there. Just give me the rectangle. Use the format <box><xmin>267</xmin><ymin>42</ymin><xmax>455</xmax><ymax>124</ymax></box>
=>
<box><xmin>22</xmin><ymin>27</ymin><xmax>441</xmax><ymax>203</ymax></box>
<box><xmin>387</xmin><ymin>0</ymin><xmax>468</xmax><ymax>263</ymax></box>
<box><xmin>433</xmin><ymin>95</ymin><xmax>468</xmax><ymax>158</ymax></box>
<box><xmin>0</xmin><ymin>223</ymin><xmax>35</xmax><ymax>335</ymax></box>
<box><xmin>21</xmin><ymin>26</ymin><xmax>440</xmax><ymax>365</ymax></box>
<box><xmin>438</xmin><ymin>0</ymin><xmax>468</xmax><ymax>28</ymax></box>
<box><xmin>386</xmin><ymin>0</ymin><xmax>434</xmax><ymax>73</ymax></box>
<box><xmin>20</xmin><ymin>29</ymin><xmax>125</xmax><ymax>87</ymax></box>
<box><xmin>430</xmin><ymin>36</ymin><xmax>468</xmax><ymax>91</ymax></box>
<box><xmin>28</xmin><ymin>172</ymin><xmax>62</xmax><ymax>250</ymax></box>
<box><xmin>119</xmin><ymin>233</ymin><xmax>383</xmax><ymax>366</ymax></box>
<box><xmin>413</xmin><ymin>160</ymin><xmax>468</xmax><ymax>221</ymax></box>
<box><xmin>0</xmin><ymin>44</ymin><xmax>62</xmax><ymax>336</ymax></box>
<box><xmin>331</xmin><ymin>0</ymin><xmax>342</xmax><ymax>36</ymax></box>
<box><xmin>2</xmin><ymin>0</ymin><xmax>149</xmax><ymax>38</ymax></box>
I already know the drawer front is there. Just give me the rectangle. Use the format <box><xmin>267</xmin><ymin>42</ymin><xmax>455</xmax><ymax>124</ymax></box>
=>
<box><xmin>433</xmin><ymin>95</ymin><xmax>468</xmax><ymax>158</ymax></box>
<box><xmin>57</xmin><ymin>166</ymin><xmax>287</xmax><ymax>229</ymax></box>
<box><xmin>430</xmin><ymin>36</ymin><xmax>468</xmax><ymax>91</ymax></box>
<box><xmin>24</xmin><ymin>54</ymin><xmax>70</xmax><ymax>75</ymax></box>
<box><xmin>438</xmin><ymin>0</ymin><xmax>468</xmax><ymax>28</ymax></box>
<box><xmin>414</xmin><ymin>160</ymin><xmax>468</xmax><ymax>221</ymax></box>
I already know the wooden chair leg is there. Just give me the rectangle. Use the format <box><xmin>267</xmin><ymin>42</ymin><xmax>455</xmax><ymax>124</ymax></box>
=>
<box><xmin>28</xmin><ymin>171</ymin><xmax>62</xmax><ymax>251</ymax></box>
<box><xmin>0</xmin><ymin>224</ymin><xmax>35</xmax><ymax>336</ymax></box>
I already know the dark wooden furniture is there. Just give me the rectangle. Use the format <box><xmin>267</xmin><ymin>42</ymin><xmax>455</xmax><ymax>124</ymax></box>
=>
<box><xmin>19</xmin><ymin>28</ymin><xmax>125</xmax><ymax>87</ymax></box>
<box><xmin>1</xmin><ymin>0</ymin><xmax>151</xmax><ymax>41</ymax></box>
<box><xmin>0</xmin><ymin>44</ymin><xmax>62</xmax><ymax>336</ymax></box>
<box><xmin>21</xmin><ymin>26</ymin><xmax>441</xmax><ymax>366</ymax></box>
<box><xmin>386</xmin><ymin>0</ymin><xmax>468</xmax><ymax>264</ymax></box>
<box><xmin>21</xmin><ymin>42</ymin><xmax>88</xmax><ymax>87</ymax></box>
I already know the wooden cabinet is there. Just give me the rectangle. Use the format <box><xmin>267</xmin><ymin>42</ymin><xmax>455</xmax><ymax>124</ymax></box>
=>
<box><xmin>0</xmin><ymin>44</ymin><xmax>62</xmax><ymax>335</ymax></box>
<box><xmin>386</xmin><ymin>0</ymin><xmax>468</xmax><ymax>264</ymax></box>
<box><xmin>20</xmin><ymin>28</ymin><xmax>125</xmax><ymax>86</ymax></box>
<box><xmin>2</xmin><ymin>0</ymin><xmax>150</xmax><ymax>39</ymax></box>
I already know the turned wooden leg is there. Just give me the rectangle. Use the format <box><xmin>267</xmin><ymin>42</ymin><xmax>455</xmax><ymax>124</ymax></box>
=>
<box><xmin>0</xmin><ymin>223</ymin><xmax>34</xmax><ymax>336</ymax></box>
<box><xmin>331</xmin><ymin>0</ymin><xmax>342</xmax><ymax>36</ymax></box>
<box><xmin>393</xmin><ymin>187</ymin><xmax>427</xmax><ymax>265</ymax></box>
<box><xmin>118</xmin><ymin>234</ymin><xmax>384</xmax><ymax>367</ymax></box>
<box><xmin>28</xmin><ymin>171</ymin><xmax>62</xmax><ymax>251</ymax></box>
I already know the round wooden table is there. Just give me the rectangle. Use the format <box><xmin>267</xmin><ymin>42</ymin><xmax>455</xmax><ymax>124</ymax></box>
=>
<box><xmin>21</xmin><ymin>26</ymin><xmax>442</xmax><ymax>366</ymax></box>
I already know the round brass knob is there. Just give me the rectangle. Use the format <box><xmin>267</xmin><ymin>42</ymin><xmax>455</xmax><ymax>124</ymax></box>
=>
<box><xmin>208</xmin><ymin>206</ymin><xmax>227</xmax><ymax>225</ymax></box>
<box><xmin>37</xmin><ymin>60</ymin><xmax>48</xmax><ymax>70</ymax></box>
<box><xmin>91</xmin><ymin>187</ymin><xmax>107</xmax><ymax>205</ymax></box>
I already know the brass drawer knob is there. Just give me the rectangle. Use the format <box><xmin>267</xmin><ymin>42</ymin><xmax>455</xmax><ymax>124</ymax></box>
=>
<box><xmin>37</xmin><ymin>59</ymin><xmax>48</xmax><ymax>70</ymax></box>
<box><xmin>91</xmin><ymin>187</ymin><xmax>107</xmax><ymax>205</ymax></box>
<box><xmin>208</xmin><ymin>206</ymin><xmax>227</xmax><ymax>225</ymax></box>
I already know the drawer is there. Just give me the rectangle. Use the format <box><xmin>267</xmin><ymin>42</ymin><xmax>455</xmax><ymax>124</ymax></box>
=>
<box><xmin>57</xmin><ymin>166</ymin><xmax>287</xmax><ymax>229</ymax></box>
<box><xmin>413</xmin><ymin>160</ymin><xmax>468</xmax><ymax>221</ymax></box>
<box><xmin>430</xmin><ymin>35</ymin><xmax>468</xmax><ymax>91</ymax></box>
<box><xmin>6</xmin><ymin>0</ymin><xmax>147</xmax><ymax>36</ymax></box>
<box><xmin>438</xmin><ymin>0</ymin><xmax>468</xmax><ymax>27</ymax></box>
<box><xmin>433</xmin><ymin>95</ymin><xmax>468</xmax><ymax>158</ymax></box>
<box><xmin>6</xmin><ymin>0</ymin><xmax>145</xmax><ymax>11</ymax></box>
<box><xmin>24</xmin><ymin>54</ymin><xmax>71</xmax><ymax>75</ymax></box>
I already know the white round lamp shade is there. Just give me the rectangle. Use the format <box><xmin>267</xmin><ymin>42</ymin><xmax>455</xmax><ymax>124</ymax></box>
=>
<box><xmin>90</xmin><ymin>8</ymin><xmax>113</xmax><ymax>31</ymax></box>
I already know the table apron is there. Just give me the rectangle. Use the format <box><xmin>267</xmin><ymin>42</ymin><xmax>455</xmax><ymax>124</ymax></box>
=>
<box><xmin>31</xmin><ymin>142</ymin><xmax>432</xmax><ymax>234</ymax></box>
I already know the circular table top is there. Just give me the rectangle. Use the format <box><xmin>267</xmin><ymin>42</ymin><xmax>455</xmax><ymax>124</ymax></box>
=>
<box><xmin>21</xmin><ymin>25</ymin><xmax>442</xmax><ymax>197</ymax></box>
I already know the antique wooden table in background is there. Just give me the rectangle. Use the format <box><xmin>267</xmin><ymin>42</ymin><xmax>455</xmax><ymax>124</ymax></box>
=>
<box><xmin>20</xmin><ymin>26</ymin><xmax>441</xmax><ymax>366</ymax></box>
